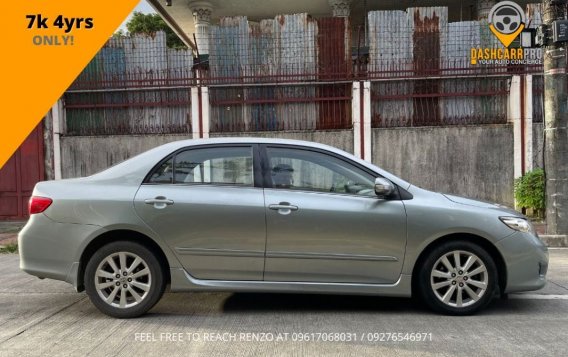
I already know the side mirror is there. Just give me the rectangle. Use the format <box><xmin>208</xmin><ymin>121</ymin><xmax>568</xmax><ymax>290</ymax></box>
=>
<box><xmin>374</xmin><ymin>177</ymin><xmax>395</xmax><ymax>198</ymax></box>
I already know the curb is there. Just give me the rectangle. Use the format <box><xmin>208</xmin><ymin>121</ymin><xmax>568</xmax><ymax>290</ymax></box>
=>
<box><xmin>540</xmin><ymin>235</ymin><xmax>568</xmax><ymax>248</ymax></box>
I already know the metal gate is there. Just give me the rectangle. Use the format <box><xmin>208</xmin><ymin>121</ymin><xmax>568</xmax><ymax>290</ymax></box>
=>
<box><xmin>0</xmin><ymin>122</ymin><xmax>45</xmax><ymax>220</ymax></box>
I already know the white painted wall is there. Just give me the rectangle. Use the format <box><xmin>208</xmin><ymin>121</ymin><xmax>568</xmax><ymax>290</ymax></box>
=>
<box><xmin>509</xmin><ymin>75</ymin><xmax>534</xmax><ymax>180</ymax></box>
<box><xmin>191</xmin><ymin>87</ymin><xmax>200</xmax><ymax>139</ymax></box>
<box><xmin>363</xmin><ymin>81</ymin><xmax>372</xmax><ymax>162</ymax></box>
<box><xmin>352</xmin><ymin>81</ymin><xmax>361</xmax><ymax>158</ymax></box>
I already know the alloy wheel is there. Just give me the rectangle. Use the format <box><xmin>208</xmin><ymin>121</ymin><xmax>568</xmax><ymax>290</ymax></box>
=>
<box><xmin>430</xmin><ymin>250</ymin><xmax>489</xmax><ymax>308</ymax></box>
<box><xmin>94</xmin><ymin>252</ymin><xmax>152</xmax><ymax>309</ymax></box>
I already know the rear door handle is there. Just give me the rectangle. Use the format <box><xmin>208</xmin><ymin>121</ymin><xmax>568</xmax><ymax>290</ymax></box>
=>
<box><xmin>144</xmin><ymin>196</ymin><xmax>174</xmax><ymax>209</ymax></box>
<box><xmin>269</xmin><ymin>202</ymin><xmax>298</xmax><ymax>215</ymax></box>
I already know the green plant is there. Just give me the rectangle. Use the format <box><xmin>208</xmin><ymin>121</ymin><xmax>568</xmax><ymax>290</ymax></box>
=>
<box><xmin>514</xmin><ymin>168</ymin><xmax>545</xmax><ymax>218</ymax></box>
<box><xmin>0</xmin><ymin>243</ymin><xmax>18</xmax><ymax>254</ymax></box>
<box><xmin>125</xmin><ymin>12</ymin><xmax>186</xmax><ymax>49</ymax></box>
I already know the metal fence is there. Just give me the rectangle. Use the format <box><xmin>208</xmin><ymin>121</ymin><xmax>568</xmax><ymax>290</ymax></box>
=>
<box><xmin>209</xmin><ymin>83</ymin><xmax>351</xmax><ymax>132</ymax></box>
<box><xmin>371</xmin><ymin>77</ymin><xmax>510</xmax><ymax>127</ymax></box>
<box><xmin>207</xmin><ymin>16</ymin><xmax>351</xmax><ymax>132</ymax></box>
<box><xmin>65</xmin><ymin>88</ymin><xmax>192</xmax><ymax>135</ymax></box>
<box><xmin>203</xmin><ymin>8</ymin><xmax>543</xmax><ymax>85</ymax></box>
<box><xmin>366</xmin><ymin>8</ymin><xmax>542</xmax><ymax>80</ymax></box>
<box><xmin>65</xmin><ymin>32</ymin><xmax>193</xmax><ymax>136</ymax></box>
<box><xmin>205</xmin><ymin>15</ymin><xmax>351</xmax><ymax>84</ymax></box>
<box><xmin>533</xmin><ymin>75</ymin><xmax>544</xmax><ymax>123</ymax></box>
<box><xmin>69</xmin><ymin>33</ymin><xmax>193</xmax><ymax>90</ymax></box>
<box><xmin>65</xmin><ymin>5</ymin><xmax>548</xmax><ymax>135</ymax></box>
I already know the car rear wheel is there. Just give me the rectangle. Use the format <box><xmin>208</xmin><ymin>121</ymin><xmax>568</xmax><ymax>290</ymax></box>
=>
<box><xmin>418</xmin><ymin>240</ymin><xmax>498</xmax><ymax>315</ymax></box>
<box><xmin>85</xmin><ymin>241</ymin><xmax>166</xmax><ymax>318</ymax></box>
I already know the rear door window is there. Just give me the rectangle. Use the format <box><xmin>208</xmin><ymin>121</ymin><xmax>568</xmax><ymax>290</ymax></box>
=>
<box><xmin>147</xmin><ymin>146</ymin><xmax>254</xmax><ymax>186</ymax></box>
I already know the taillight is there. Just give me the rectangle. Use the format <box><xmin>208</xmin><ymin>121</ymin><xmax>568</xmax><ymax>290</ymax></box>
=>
<box><xmin>28</xmin><ymin>196</ymin><xmax>53</xmax><ymax>214</ymax></box>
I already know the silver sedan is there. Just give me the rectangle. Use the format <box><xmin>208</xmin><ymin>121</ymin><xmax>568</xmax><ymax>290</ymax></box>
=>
<box><xmin>19</xmin><ymin>138</ymin><xmax>548</xmax><ymax>317</ymax></box>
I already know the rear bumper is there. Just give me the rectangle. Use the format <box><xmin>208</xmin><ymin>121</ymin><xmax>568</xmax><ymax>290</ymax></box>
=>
<box><xmin>18</xmin><ymin>214</ymin><xmax>102</xmax><ymax>289</ymax></box>
<box><xmin>496</xmin><ymin>231</ymin><xmax>549</xmax><ymax>293</ymax></box>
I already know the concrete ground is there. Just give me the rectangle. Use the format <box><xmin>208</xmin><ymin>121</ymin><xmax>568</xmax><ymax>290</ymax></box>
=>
<box><xmin>0</xmin><ymin>222</ymin><xmax>25</xmax><ymax>247</ymax></box>
<box><xmin>0</xmin><ymin>250</ymin><xmax>567</xmax><ymax>356</ymax></box>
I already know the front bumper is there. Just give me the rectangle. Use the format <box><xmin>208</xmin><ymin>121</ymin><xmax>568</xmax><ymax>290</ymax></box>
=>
<box><xmin>18</xmin><ymin>213</ymin><xmax>102</xmax><ymax>289</ymax></box>
<box><xmin>496</xmin><ymin>231</ymin><xmax>549</xmax><ymax>293</ymax></box>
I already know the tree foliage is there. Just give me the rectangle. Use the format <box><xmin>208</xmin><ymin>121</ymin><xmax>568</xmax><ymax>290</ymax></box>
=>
<box><xmin>124</xmin><ymin>12</ymin><xmax>186</xmax><ymax>49</ymax></box>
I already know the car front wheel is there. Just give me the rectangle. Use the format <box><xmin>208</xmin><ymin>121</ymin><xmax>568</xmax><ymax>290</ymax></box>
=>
<box><xmin>419</xmin><ymin>241</ymin><xmax>498</xmax><ymax>315</ymax></box>
<box><xmin>84</xmin><ymin>241</ymin><xmax>166</xmax><ymax>318</ymax></box>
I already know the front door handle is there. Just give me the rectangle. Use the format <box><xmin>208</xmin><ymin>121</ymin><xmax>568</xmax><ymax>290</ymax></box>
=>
<box><xmin>144</xmin><ymin>196</ymin><xmax>174</xmax><ymax>209</ymax></box>
<box><xmin>269</xmin><ymin>202</ymin><xmax>298</xmax><ymax>215</ymax></box>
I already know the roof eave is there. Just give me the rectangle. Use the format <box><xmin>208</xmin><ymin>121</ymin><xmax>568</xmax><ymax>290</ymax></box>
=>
<box><xmin>147</xmin><ymin>0</ymin><xmax>197</xmax><ymax>52</ymax></box>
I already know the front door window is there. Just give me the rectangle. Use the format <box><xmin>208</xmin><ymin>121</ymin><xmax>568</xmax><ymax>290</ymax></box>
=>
<box><xmin>266</xmin><ymin>147</ymin><xmax>375</xmax><ymax>196</ymax></box>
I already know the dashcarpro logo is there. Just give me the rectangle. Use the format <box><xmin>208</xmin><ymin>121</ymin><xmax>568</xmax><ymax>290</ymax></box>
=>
<box><xmin>489</xmin><ymin>1</ymin><xmax>526</xmax><ymax>47</ymax></box>
<box><xmin>470</xmin><ymin>1</ymin><xmax>541</xmax><ymax>65</ymax></box>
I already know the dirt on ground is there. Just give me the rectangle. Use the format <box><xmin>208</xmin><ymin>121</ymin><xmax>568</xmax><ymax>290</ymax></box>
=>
<box><xmin>0</xmin><ymin>221</ymin><xmax>24</xmax><ymax>247</ymax></box>
<box><xmin>0</xmin><ymin>233</ymin><xmax>18</xmax><ymax>246</ymax></box>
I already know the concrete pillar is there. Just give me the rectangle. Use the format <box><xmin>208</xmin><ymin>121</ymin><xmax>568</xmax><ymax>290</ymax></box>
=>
<box><xmin>42</xmin><ymin>109</ymin><xmax>55</xmax><ymax>181</ymax></box>
<box><xmin>362</xmin><ymin>81</ymin><xmax>372</xmax><ymax>162</ymax></box>
<box><xmin>50</xmin><ymin>99</ymin><xmax>63</xmax><ymax>180</ymax></box>
<box><xmin>328</xmin><ymin>0</ymin><xmax>352</xmax><ymax>64</ymax></box>
<box><xmin>191</xmin><ymin>87</ymin><xmax>201</xmax><ymax>139</ymax></box>
<box><xmin>190</xmin><ymin>86</ymin><xmax>210</xmax><ymax>139</ymax></box>
<box><xmin>542</xmin><ymin>0</ymin><xmax>568</xmax><ymax>237</ymax></box>
<box><xmin>201</xmin><ymin>86</ymin><xmax>210</xmax><ymax>139</ymax></box>
<box><xmin>524</xmin><ymin>75</ymin><xmax>534</xmax><ymax>173</ymax></box>
<box><xmin>477</xmin><ymin>0</ymin><xmax>495</xmax><ymax>21</ymax></box>
<box><xmin>328</xmin><ymin>0</ymin><xmax>352</xmax><ymax>17</ymax></box>
<box><xmin>509</xmin><ymin>75</ymin><xmax>533</xmax><ymax>180</ymax></box>
<box><xmin>352</xmin><ymin>81</ymin><xmax>372</xmax><ymax>162</ymax></box>
<box><xmin>189</xmin><ymin>1</ymin><xmax>213</xmax><ymax>55</ymax></box>
<box><xmin>352</xmin><ymin>81</ymin><xmax>361</xmax><ymax>158</ymax></box>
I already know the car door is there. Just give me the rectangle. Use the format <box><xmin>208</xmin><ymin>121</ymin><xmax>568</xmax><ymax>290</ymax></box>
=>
<box><xmin>262</xmin><ymin>145</ymin><xmax>407</xmax><ymax>284</ymax></box>
<box><xmin>134</xmin><ymin>144</ymin><xmax>266</xmax><ymax>281</ymax></box>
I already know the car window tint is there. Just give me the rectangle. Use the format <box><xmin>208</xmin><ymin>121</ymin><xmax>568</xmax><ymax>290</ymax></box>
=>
<box><xmin>148</xmin><ymin>157</ymin><xmax>173</xmax><ymax>184</ymax></box>
<box><xmin>266</xmin><ymin>148</ymin><xmax>375</xmax><ymax>196</ymax></box>
<box><xmin>173</xmin><ymin>147</ymin><xmax>254</xmax><ymax>186</ymax></box>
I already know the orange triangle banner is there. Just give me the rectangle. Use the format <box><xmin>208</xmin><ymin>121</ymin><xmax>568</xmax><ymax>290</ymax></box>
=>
<box><xmin>0</xmin><ymin>0</ymin><xmax>139</xmax><ymax>169</ymax></box>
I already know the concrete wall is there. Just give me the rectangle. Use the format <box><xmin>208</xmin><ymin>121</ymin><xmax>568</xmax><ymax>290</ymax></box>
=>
<box><xmin>61</xmin><ymin>124</ymin><xmax>516</xmax><ymax>206</ymax></box>
<box><xmin>372</xmin><ymin>125</ymin><xmax>515</xmax><ymax>206</ymax></box>
<box><xmin>210</xmin><ymin>130</ymin><xmax>354</xmax><ymax>154</ymax></box>
<box><xmin>61</xmin><ymin>127</ymin><xmax>515</xmax><ymax>207</ymax></box>
<box><xmin>60</xmin><ymin>135</ymin><xmax>192</xmax><ymax>178</ymax></box>
<box><xmin>60</xmin><ymin>130</ymin><xmax>353</xmax><ymax>178</ymax></box>
<box><xmin>533</xmin><ymin>123</ymin><xmax>544</xmax><ymax>169</ymax></box>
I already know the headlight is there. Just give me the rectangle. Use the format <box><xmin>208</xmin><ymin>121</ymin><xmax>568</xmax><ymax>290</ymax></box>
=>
<box><xmin>499</xmin><ymin>216</ymin><xmax>534</xmax><ymax>234</ymax></box>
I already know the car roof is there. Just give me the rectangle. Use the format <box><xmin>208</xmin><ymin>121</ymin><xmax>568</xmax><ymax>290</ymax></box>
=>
<box><xmin>152</xmin><ymin>137</ymin><xmax>359</xmax><ymax>162</ymax></box>
<box><xmin>164</xmin><ymin>137</ymin><xmax>341</xmax><ymax>150</ymax></box>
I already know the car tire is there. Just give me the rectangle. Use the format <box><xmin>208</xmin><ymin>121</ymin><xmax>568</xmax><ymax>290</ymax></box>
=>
<box><xmin>418</xmin><ymin>240</ymin><xmax>498</xmax><ymax>315</ymax></box>
<box><xmin>84</xmin><ymin>241</ymin><xmax>166</xmax><ymax>318</ymax></box>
